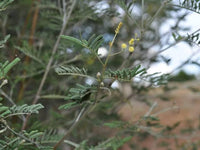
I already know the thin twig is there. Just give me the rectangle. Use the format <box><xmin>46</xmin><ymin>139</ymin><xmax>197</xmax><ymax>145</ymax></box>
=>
<box><xmin>169</xmin><ymin>48</ymin><xmax>200</xmax><ymax>74</ymax></box>
<box><xmin>152</xmin><ymin>106</ymin><xmax>179</xmax><ymax>116</ymax></box>
<box><xmin>102</xmin><ymin>31</ymin><xmax>119</xmax><ymax>76</ymax></box>
<box><xmin>57</xmin><ymin>73</ymin><xmax>96</xmax><ymax>79</ymax></box>
<box><xmin>144</xmin><ymin>101</ymin><xmax>157</xmax><ymax>117</ymax></box>
<box><xmin>171</xmin><ymin>4</ymin><xmax>200</xmax><ymax>15</ymax></box>
<box><xmin>7</xmin><ymin>125</ymin><xmax>41</xmax><ymax>149</ymax></box>
<box><xmin>0</xmin><ymin>89</ymin><xmax>16</xmax><ymax>106</ymax></box>
<box><xmin>17</xmin><ymin>55</ymin><xmax>81</xmax><ymax>79</ymax></box>
<box><xmin>64</xmin><ymin>140</ymin><xmax>79</xmax><ymax>148</ymax></box>
<box><xmin>0</xmin><ymin>137</ymin><xmax>20</xmax><ymax>150</ymax></box>
<box><xmin>21</xmin><ymin>0</ymin><xmax>77</xmax><ymax>130</ymax></box>
<box><xmin>149</xmin><ymin>28</ymin><xmax>200</xmax><ymax>60</ymax></box>
<box><xmin>125</xmin><ymin>4</ymin><xmax>140</xmax><ymax>30</ymax></box>
<box><xmin>141</xmin><ymin>0</ymin><xmax>144</xmax><ymax>33</ymax></box>
<box><xmin>53</xmin><ymin>105</ymin><xmax>87</xmax><ymax>149</ymax></box>
<box><xmin>147</xmin><ymin>0</ymin><xmax>169</xmax><ymax>29</ymax></box>
<box><xmin>0</xmin><ymin>89</ymin><xmax>25</xmax><ymax>121</ymax></box>
<box><xmin>109</xmin><ymin>49</ymin><xmax>125</xmax><ymax>56</ymax></box>
<box><xmin>137</xmin><ymin>125</ymin><xmax>200</xmax><ymax>141</ymax></box>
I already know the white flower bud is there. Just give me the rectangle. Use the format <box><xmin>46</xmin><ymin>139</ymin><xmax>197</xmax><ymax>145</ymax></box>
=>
<box><xmin>2</xmin><ymin>79</ymin><xmax>8</xmax><ymax>85</ymax></box>
<box><xmin>96</xmin><ymin>72</ymin><xmax>101</xmax><ymax>78</ymax></box>
<box><xmin>100</xmin><ymin>82</ymin><xmax>104</xmax><ymax>87</ymax></box>
<box><xmin>0</xmin><ymin>79</ymin><xmax>8</xmax><ymax>88</ymax></box>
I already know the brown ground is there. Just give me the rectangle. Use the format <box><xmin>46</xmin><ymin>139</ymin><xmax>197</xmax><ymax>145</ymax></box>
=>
<box><xmin>118</xmin><ymin>81</ymin><xmax>200</xmax><ymax>150</ymax></box>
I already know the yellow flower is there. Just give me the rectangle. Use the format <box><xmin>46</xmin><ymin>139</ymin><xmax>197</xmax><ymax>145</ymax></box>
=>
<box><xmin>129</xmin><ymin>46</ymin><xmax>134</xmax><ymax>53</ymax></box>
<box><xmin>115</xmin><ymin>22</ymin><xmax>123</xmax><ymax>34</ymax></box>
<box><xmin>121</xmin><ymin>43</ymin><xmax>127</xmax><ymax>49</ymax></box>
<box><xmin>129</xmin><ymin>38</ymin><xmax>134</xmax><ymax>45</ymax></box>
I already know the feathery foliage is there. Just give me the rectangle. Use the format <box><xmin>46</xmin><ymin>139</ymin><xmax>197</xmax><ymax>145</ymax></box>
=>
<box><xmin>105</xmin><ymin>65</ymin><xmax>146</xmax><ymax>81</ymax></box>
<box><xmin>187</xmin><ymin>32</ymin><xmax>200</xmax><ymax>45</ymax></box>
<box><xmin>91</xmin><ymin>136</ymin><xmax>132</xmax><ymax>150</ymax></box>
<box><xmin>0</xmin><ymin>129</ymin><xmax>60</xmax><ymax>150</ymax></box>
<box><xmin>0</xmin><ymin>0</ymin><xmax>13</xmax><ymax>11</ymax></box>
<box><xmin>66</xmin><ymin>136</ymin><xmax>132</xmax><ymax>150</ymax></box>
<box><xmin>55</xmin><ymin>66</ymin><xmax>88</xmax><ymax>77</ymax></box>
<box><xmin>0</xmin><ymin>58</ymin><xmax>20</xmax><ymax>79</ymax></box>
<box><xmin>0</xmin><ymin>103</ymin><xmax>44</xmax><ymax>118</ymax></box>
<box><xmin>61</xmin><ymin>34</ymin><xmax>104</xmax><ymax>55</ymax></box>
<box><xmin>59</xmin><ymin>84</ymin><xmax>97</xmax><ymax>110</ymax></box>
<box><xmin>0</xmin><ymin>35</ymin><xmax>10</xmax><ymax>48</ymax></box>
<box><xmin>15</xmin><ymin>42</ymin><xmax>44</xmax><ymax>65</ymax></box>
<box><xmin>115</xmin><ymin>0</ymin><xmax>135</xmax><ymax>17</ymax></box>
<box><xmin>65</xmin><ymin>84</ymin><xmax>96</xmax><ymax>101</ymax></box>
<box><xmin>180</xmin><ymin>0</ymin><xmax>200</xmax><ymax>14</ymax></box>
<box><xmin>0</xmin><ymin>0</ymin><xmax>199</xmax><ymax>149</ymax></box>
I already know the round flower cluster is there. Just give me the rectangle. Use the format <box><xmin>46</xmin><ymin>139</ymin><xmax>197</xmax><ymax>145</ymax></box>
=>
<box><xmin>121</xmin><ymin>36</ymin><xmax>139</xmax><ymax>53</ymax></box>
<box><xmin>121</xmin><ymin>34</ymin><xmax>140</xmax><ymax>53</ymax></box>
<box><xmin>121</xmin><ymin>43</ymin><xmax>127</xmax><ymax>49</ymax></box>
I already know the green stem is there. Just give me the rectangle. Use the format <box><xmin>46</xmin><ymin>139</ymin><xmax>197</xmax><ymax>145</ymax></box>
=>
<box><xmin>146</xmin><ymin>0</ymin><xmax>170</xmax><ymax>29</ymax></box>
<box><xmin>102</xmin><ymin>33</ymin><xmax>118</xmax><ymax>77</ymax></box>
<box><xmin>109</xmin><ymin>49</ymin><xmax>124</xmax><ymax>56</ymax></box>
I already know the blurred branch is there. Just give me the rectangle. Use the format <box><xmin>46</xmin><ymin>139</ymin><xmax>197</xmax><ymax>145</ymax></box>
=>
<box><xmin>7</xmin><ymin>125</ymin><xmax>41</xmax><ymax>149</ymax></box>
<box><xmin>21</xmin><ymin>0</ymin><xmax>77</xmax><ymax>130</ymax></box>
<box><xmin>141</xmin><ymin>0</ymin><xmax>144</xmax><ymax>35</ymax></box>
<box><xmin>17</xmin><ymin>0</ymin><xmax>41</xmax><ymax>102</ymax></box>
<box><xmin>0</xmin><ymin>89</ymin><xmax>26</xmax><ymax>121</ymax></box>
<box><xmin>149</xmin><ymin>28</ymin><xmax>200</xmax><ymax>60</ymax></box>
<box><xmin>17</xmin><ymin>55</ymin><xmax>81</xmax><ymax>79</ymax></box>
<box><xmin>170</xmin><ymin>48</ymin><xmax>200</xmax><ymax>74</ymax></box>
<box><xmin>53</xmin><ymin>104</ymin><xmax>87</xmax><ymax>149</ymax></box>
<box><xmin>147</xmin><ymin>0</ymin><xmax>170</xmax><ymax>29</ymax></box>
<box><xmin>0</xmin><ymin>89</ymin><xmax>15</xmax><ymax>106</ymax></box>
<box><xmin>152</xmin><ymin>105</ymin><xmax>179</xmax><ymax>116</ymax></box>
<box><xmin>144</xmin><ymin>101</ymin><xmax>157</xmax><ymax>117</ymax></box>
<box><xmin>171</xmin><ymin>4</ymin><xmax>200</xmax><ymax>15</ymax></box>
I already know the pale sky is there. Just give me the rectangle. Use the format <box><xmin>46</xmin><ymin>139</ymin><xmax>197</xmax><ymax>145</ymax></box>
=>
<box><xmin>149</xmin><ymin>10</ymin><xmax>200</xmax><ymax>76</ymax></box>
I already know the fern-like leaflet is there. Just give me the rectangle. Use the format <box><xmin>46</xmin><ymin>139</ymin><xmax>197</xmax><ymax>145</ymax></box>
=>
<box><xmin>61</xmin><ymin>34</ymin><xmax>104</xmax><ymax>55</ymax></box>
<box><xmin>0</xmin><ymin>58</ymin><xmax>20</xmax><ymax>79</ymax></box>
<box><xmin>40</xmin><ymin>2</ymin><xmax>62</xmax><ymax>31</ymax></box>
<box><xmin>105</xmin><ymin>65</ymin><xmax>146</xmax><ymax>81</ymax></box>
<box><xmin>0</xmin><ymin>35</ymin><xmax>10</xmax><ymax>48</ymax></box>
<box><xmin>59</xmin><ymin>84</ymin><xmax>97</xmax><ymax>110</ymax></box>
<box><xmin>0</xmin><ymin>0</ymin><xmax>14</xmax><ymax>11</ymax></box>
<box><xmin>180</xmin><ymin>0</ymin><xmax>200</xmax><ymax>14</ymax></box>
<box><xmin>71</xmin><ymin>136</ymin><xmax>132</xmax><ymax>150</ymax></box>
<box><xmin>55</xmin><ymin>66</ymin><xmax>88</xmax><ymax>78</ymax></box>
<box><xmin>115</xmin><ymin>0</ymin><xmax>134</xmax><ymax>16</ymax></box>
<box><xmin>187</xmin><ymin>32</ymin><xmax>200</xmax><ymax>45</ymax></box>
<box><xmin>15</xmin><ymin>41</ymin><xmax>44</xmax><ymax>65</ymax></box>
<box><xmin>0</xmin><ymin>129</ymin><xmax>60</xmax><ymax>150</ymax></box>
<box><xmin>0</xmin><ymin>104</ymin><xmax>44</xmax><ymax>118</ymax></box>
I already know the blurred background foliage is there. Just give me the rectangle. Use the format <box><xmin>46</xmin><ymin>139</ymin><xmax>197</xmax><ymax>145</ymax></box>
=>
<box><xmin>0</xmin><ymin>0</ymin><xmax>200</xmax><ymax>149</ymax></box>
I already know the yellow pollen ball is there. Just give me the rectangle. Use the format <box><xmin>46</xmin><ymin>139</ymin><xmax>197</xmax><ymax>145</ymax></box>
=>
<box><xmin>129</xmin><ymin>38</ymin><xmax>134</xmax><ymax>45</ymax></box>
<box><xmin>121</xmin><ymin>43</ymin><xmax>127</xmax><ymax>49</ymax></box>
<box><xmin>129</xmin><ymin>46</ymin><xmax>134</xmax><ymax>53</ymax></box>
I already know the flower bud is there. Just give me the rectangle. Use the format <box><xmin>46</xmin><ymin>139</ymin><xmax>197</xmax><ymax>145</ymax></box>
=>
<box><xmin>100</xmin><ymin>82</ymin><xmax>104</xmax><ymax>87</ymax></box>
<box><xmin>129</xmin><ymin>46</ymin><xmax>134</xmax><ymax>53</ymax></box>
<box><xmin>96</xmin><ymin>72</ymin><xmax>101</xmax><ymax>78</ymax></box>
<box><xmin>0</xmin><ymin>79</ymin><xmax>8</xmax><ymax>88</ymax></box>
<box><xmin>129</xmin><ymin>38</ymin><xmax>134</xmax><ymax>45</ymax></box>
<box><xmin>121</xmin><ymin>43</ymin><xmax>127</xmax><ymax>49</ymax></box>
